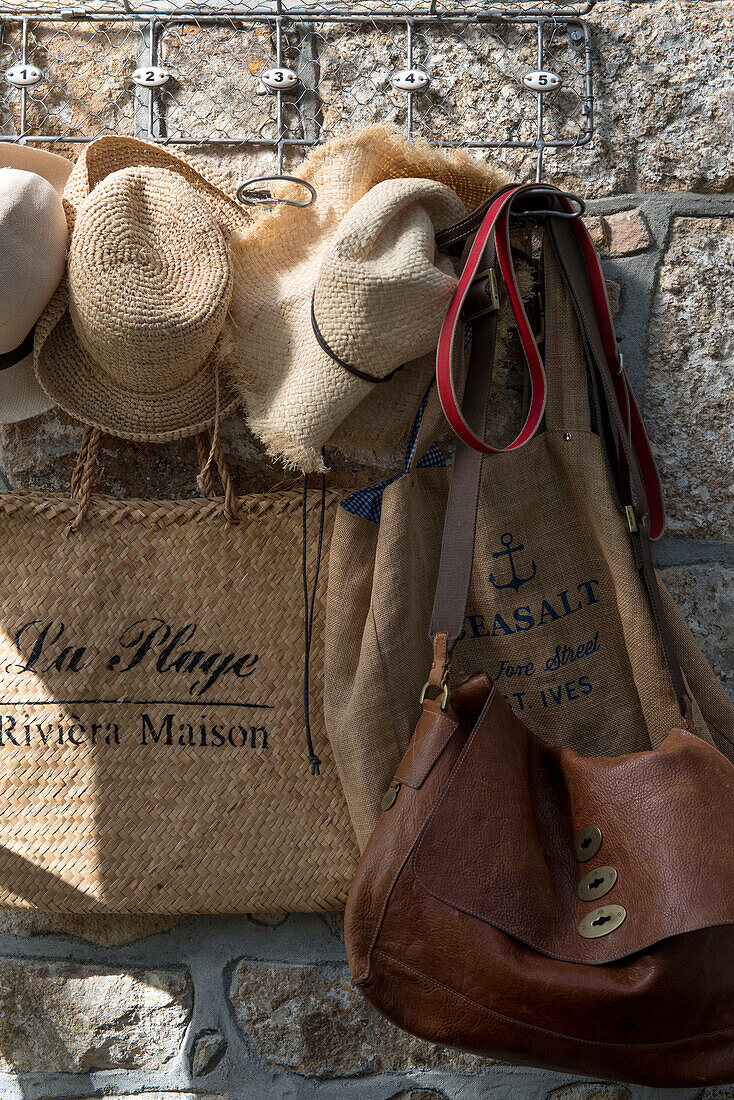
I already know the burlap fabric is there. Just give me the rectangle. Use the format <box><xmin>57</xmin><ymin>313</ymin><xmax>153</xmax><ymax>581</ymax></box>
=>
<box><xmin>0</xmin><ymin>446</ymin><xmax>358</xmax><ymax>913</ymax></box>
<box><xmin>326</xmin><ymin>241</ymin><xmax>734</xmax><ymax>850</ymax></box>
<box><xmin>225</xmin><ymin>125</ymin><xmax>509</xmax><ymax>471</ymax></box>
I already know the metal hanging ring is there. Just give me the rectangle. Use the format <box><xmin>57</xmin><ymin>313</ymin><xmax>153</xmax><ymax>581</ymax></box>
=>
<box><xmin>512</xmin><ymin>188</ymin><xmax>586</xmax><ymax>219</ymax></box>
<box><xmin>237</xmin><ymin>175</ymin><xmax>316</xmax><ymax>209</ymax></box>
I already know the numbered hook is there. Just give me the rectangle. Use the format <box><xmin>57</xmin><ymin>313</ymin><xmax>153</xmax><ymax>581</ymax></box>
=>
<box><xmin>5</xmin><ymin>64</ymin><xmax>43</xmax><ymax>87</ymax></box>
<box><xmin>132</xmin><ymin>66</ymin><xmax>171</xmax><ymax>88</ymax></box>
<box><xmin>237</xmin><ymin>175</ymin><xmax>316</xmax><ymax>209</ymax></box>
<box><xmin>259</xmin><ymin>67</ymin><xmax>299</xmax><ymax>92</ymax></box>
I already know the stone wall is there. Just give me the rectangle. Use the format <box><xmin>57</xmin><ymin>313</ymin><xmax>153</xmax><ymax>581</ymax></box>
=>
<box><xmin>0</xmin><ymin>2</ymin><xmax>731</xmax><ymax>1097</ymax></box>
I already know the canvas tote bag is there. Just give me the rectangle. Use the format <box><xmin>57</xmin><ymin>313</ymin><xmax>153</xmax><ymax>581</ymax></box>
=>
<box><xmin>0</xmin><ymin>431</ymin><xmax>358</xmax><ymax>913</ymax></box>
<box><xmin>325</xmin><ymin>184</ymin><xmax>734</xmax><ymax>851</ymax></box>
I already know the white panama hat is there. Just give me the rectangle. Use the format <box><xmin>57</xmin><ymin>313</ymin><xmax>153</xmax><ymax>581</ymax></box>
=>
<box><xmin>0</xmin><ymin>144</ymin><xmax>71</xmax><ymax>423</ymax></box>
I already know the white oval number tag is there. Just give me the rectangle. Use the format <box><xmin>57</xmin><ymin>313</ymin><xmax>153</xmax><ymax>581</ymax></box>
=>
<box><xmin>391</xmin><ymin>68</ymin><xmax>430</xmax><ymax>92</ymax></box>
<box><xmin>260</xmin><ymin>67</ymin><xmax>298</xmax><ymax>91</ymax></box>
<box><xmin>523</xmin><ymin>70</ymin><xmax>562</xmax><ymax>92</ymax></box>
<box><xmin>5</xmin><ymin>64</ymin><xmax>43</xmax><ymax>88</ymax></box>
<box><xmin>132</xmin><ymin>66</ymin><xmax>171</xmax><ymax>88</ymax></box>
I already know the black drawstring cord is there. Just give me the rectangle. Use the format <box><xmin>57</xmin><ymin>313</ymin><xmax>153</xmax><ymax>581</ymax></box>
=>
<box><xmin>302</xmin><ymin>466</ymin><xmax>327</xmax><ymax>775</ymax></box>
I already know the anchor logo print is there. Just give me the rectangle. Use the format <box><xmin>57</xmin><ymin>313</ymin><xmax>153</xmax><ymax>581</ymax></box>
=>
<box><xmin>488</xmin><ymin>532</ymin><xmax>537</xmax><ymax>593</ymax></box>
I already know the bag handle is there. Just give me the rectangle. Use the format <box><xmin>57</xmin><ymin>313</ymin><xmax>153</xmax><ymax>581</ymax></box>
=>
<box><xmin>435</xmin><ymin>186</ymin><xmax>665</xmax><ymax>541</ymax></box>
<box><xmin>427</xmin><ymin>186</ymin><xmax>692</xmax><ymax>725</ymax></box>
<box><xmin>68</xmin><ymin>426</ymin><xmax>240</xmax><ymax>531</ymax></box>
<box><xmin>546</xmin><ymin>214</ymin><xmax>690</xmax><ymax>722</ymax></box>
<box><xmin>435</xmin><ymin>184</ymin><xmax>548</xmax><ymax>456</ymax></box>
<box><xmin>544</xmin><ymin>206</ymin><xmax>665</xmax><ymax>542</ymax></box>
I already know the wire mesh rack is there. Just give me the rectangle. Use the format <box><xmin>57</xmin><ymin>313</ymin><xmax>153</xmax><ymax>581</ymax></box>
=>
<box><xmin>0</xmin><ymin>1</ymin><xmax>595</xmax><ymax>184</ymax></box>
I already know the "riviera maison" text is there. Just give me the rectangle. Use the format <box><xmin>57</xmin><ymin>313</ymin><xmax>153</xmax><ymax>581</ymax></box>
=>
<box><xmin>8</xmin><ymin>618</ymin><xmax>259</xmax><ymax>696</ymax></box>
<box><xmin>0</xmin><ymin>713</ymin><xmax>268</xmax><ymax>748</ymax></box>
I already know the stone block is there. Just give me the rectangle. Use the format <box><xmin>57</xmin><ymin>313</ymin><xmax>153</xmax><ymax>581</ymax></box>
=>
<box><xmin>318</xmin><ymin>911</ymin><xmax>346</xmax><ymax>943</ymax></box>
<box><xmin>246</xmin><ymin>912</ymin><xmax>290</xmax><ymax>928</ymax></box>
<box><xmin>157</xmin><ymin>20</ymin><xmax>277</xmax><ymax>144</ymax></box>
<box><xmin>192</xmin><ymin>1027</ymin><xmax>227</xmax><ymax>1077</ymax></box>
<box><xmin>388</xmin><ymin>1091</ymin><xmax>449</xmax><ymax>1100</ymax></box>
<box><xmin>497</xmin><ymin>2</ymin><xmax>734</xmax><ymax>195</ymax></box>
<box><xmin>315</xmin><ymin>20</ymin><xmax>562</xmax><ymax>168</ymax></box>
<box><xmin>605</xmin><ymin>278</ymin><xmax>622</xmax><ymax>317</ymax></box>
<box><xmin>659</xmin><ymin>563</ymin><xmax>733</xmax><ymax>700</ymax></box>
<box><xmin>645</xmin><ymin>217</ymin><xmax>734</xmax><ymax>539</ymax></box>
<box><xmin>229</xmin><ymin>960</ymin><xmax>489</xmax><ymax>1076</ymax></box>
<box><xmin>0</xmin><ymin>958</ymin><xmax>192</xmax><ymax>1072</ymax></box>
<box><xmin>586</xmin><ymin>210</ymin><xmax>652</xmax><ymax>256</ymax></box>
<box><xmin>546</xmin><ymin>1087</ymin><xmax>631</xmax><ymax>1100</ymax></box>
<box><xmin>0</xmin><ymin>911</ymin><xmax>182</xmax><ymax>946</ymax></box>
<box><xmin>154</xmin><ymin>21</ymin><xmax>324</xmax><ymax>197</ymax></box>
<box><xmin>0</xmin><ymin>18</ymin><xmax>137</xmax><ymax>157</ymax></box>
<box><xmin>314</xmin><ymin>3</ymin><xmax>734</xmax><ymax>196</ymax></box>
<box><xmin>0</xmin><ymin>407</ymin><xmax>389</xmax><ymax>501</ymax></box>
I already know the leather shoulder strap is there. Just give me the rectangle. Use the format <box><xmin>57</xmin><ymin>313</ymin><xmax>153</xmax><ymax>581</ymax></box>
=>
<box><xmin>547</xmin><ymin>217</ymin><xmax>691</xmax><ymax>723</ymax></box>
<box><xmin>429</xmin><ymin>238</ymin><xmax>500</xmax><ymax>647</ymax></box>
<box><xmin>435</xmin><ymin>185</ymin><xmax>548</xmax><ymax>455</ymax></box>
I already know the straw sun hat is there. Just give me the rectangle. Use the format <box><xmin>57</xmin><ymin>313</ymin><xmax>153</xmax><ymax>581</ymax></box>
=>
<box><xmin>35</xmin><ymin>137</ymin><xmax>249</xmax><ymax>442</ymax></box>
<box><xmin>35</xmin><ymin>130</ymin><xmax>509</xmax><ymax>462</ymax></box>
<box><xmin>0</xmin><ymin>144</ymin><xmax>71</xmax><ymax>423</ymax></box>
<box><xmin>226</xmin><ymin>126</ymin><xmax>510</xmax><ymax>471</ymax></box>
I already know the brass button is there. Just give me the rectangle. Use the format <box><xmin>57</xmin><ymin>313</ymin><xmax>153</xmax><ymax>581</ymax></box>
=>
<box><xmin>578</xmin><ymin>904</ymin><xmax>627</xmax><ymax>939</ymax></box>
<box><xmin>381</xmin><ymin>783</ymin><xmax>400</xmax><ymax>812</ymax></box>
<box><xmin>577</xmin><ymin>865</ymin><xmax>618</xmax><ymax>902</ymax></box>
<box><xmin>573</xmin><ymin>824</ymin><xmax>602</xmax><ymax>863</ymax></box>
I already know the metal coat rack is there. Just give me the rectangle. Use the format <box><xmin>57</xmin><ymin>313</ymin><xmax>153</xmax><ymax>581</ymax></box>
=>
<box><xmin>0</xmin><ymin>1</ymin><xmax>595</xmax><ymax>200</ymax></box>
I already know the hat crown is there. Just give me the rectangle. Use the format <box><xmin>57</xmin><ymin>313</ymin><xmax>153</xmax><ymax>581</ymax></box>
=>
<box><xmin>0</xmin><ymin>167</ymin><xmax>67</xmax><ymax>354</ymax></box>
<box><xmin>312</xmin><ymin>177</ymin><xmax>465</xmax><ymax>376</ymax></box>
<box><xmin>68</xmin><ymin>167</ymin><xmax>232</xmax><ymax>393</ymax></box>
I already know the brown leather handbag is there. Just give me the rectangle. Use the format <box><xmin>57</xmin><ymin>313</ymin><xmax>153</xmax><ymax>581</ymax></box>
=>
<box><xmin>344</xmin><ymin>185</ymin><xmax>734</xmax><ymax>1087</ymax></box>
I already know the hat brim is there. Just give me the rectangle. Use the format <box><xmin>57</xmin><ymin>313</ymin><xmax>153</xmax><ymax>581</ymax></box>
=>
<box><xmin>0</xmin><ymin>143</ymin><xmax>72</xmax><ymax>195</ymax></box>
<box><xmin>328</xmin><ymin>350</ymin><xmax>436</xmax><ymax>467</ymax></box>
<box><xmin>35</xmin><ymin>290</ymin><xmax>238</xmax><ymax>443</ymax></box>
<box><xmin>0</xmin><ymin>352</ymin><xmax>55</xmax><ymax>424</ymax></box>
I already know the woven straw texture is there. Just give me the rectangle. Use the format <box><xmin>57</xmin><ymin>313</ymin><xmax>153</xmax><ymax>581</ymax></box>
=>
<box><xmin>326</xmin><ymin>242</ymin><xmax>734</xmax><ymax>850</ymax></box>
<box><xmin>226</xmin><ymin>125</ymin><xmax>509</xmax><ymax>472</ymax></box>
<box><xmin>0</xmin><ymin>485</ymin><xmax>358</xmax><ymax>913</ymax></box>
<box><xmin>35</xmin><ymin>138</ymin><xmax>247</xmax><ymax>442</ymax></box>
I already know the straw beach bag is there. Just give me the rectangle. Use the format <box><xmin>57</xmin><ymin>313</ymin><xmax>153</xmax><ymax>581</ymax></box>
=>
<box><xmin>0</xmin><ymin>434</ymin><xmax>358</xmax><ymax>913</ymax></box>
<box><xmin>0</xmin><ymin>134</ymin><xmax>357</xmax><ymax>913</ymax></box>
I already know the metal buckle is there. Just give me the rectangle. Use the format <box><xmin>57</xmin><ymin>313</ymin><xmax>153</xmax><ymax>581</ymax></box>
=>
<box><xmin>625</xmin><ymin>505</ymin><xmax>638</xmax><ymax>534</ymax></box>
<box><xmin>419</xmin><ymin>680</ymin><xmax>450</xmax><ymax>710</ymax></box>
<box><xmin>464</xmin><ymin>267</ymin><xmax>499</xmax><ymax>322</ymax></box>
